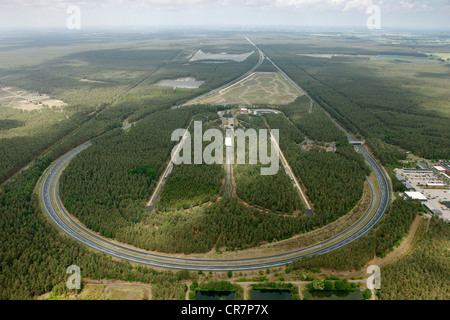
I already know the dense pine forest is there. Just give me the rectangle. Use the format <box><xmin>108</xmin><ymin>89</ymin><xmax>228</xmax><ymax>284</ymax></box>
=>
<box><xmin>0</xmin><ymin>157</ymin><xmax>194</xmax><ymax>300</ymax></box>
<box><xmin>234</xmin><ymin>163</ymin><xmax>303</xmax><ymax>214</ymax></box>
<box><xmin>0</xmin><ymin>34</ymin><xmax>258</xmax><ymax>185</ymax></box>
<box><xmin>379</xmin><ymin>217</ymin><xmax>450</xmax><ymax>300</ymax></box>
<box><xmin>58</xmin><ymin>101</ymin><xmax>370</xmax><ymax>253</ymax></box>
<box><xmin>289</xmin><ymin>198</ymin><xmax>421</xmax><ymax>271</ymax></box>
<box><xmin>233</xmin><ymin>114</ymin><xmax>303</xmax><ymax>214</ymax></box>
<box><xmin>278</xmin><ymin>96</ymin><xmax>345</xmax><ymax>143</ymax></box>
<box><xmin>264</xmin><ymin>104</ymin><xmax>370</xmax><ymax>222</ymax></box>
<box><xmin>260</xmin><ymin>43</ymin><xmax>450</xmax><ymax>162</ymax></box>
<box><xmin>1</xmin><ymin>30</ymin><xmax>449</xmax><ymax>300</ymax></box>
<box><xmin>59</xmin><ymin>108</ymin><xmax>194</xmax><ymax>239</ymax></box>
<box><xmin>158</xmin><ymin>113</ymin><xmax>223</xmax><ymax>211</ymax></box>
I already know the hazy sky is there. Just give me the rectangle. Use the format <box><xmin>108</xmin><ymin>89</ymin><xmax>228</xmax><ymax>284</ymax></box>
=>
<box><xmin>0</xmin><ymin>0</ymin><xmax>449</xmax><ymax>30</ymax></box>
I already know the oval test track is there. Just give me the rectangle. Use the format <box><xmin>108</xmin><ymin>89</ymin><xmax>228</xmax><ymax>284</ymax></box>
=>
<box><xmin>40</xmin><ymin>135</ymin><xmax>390</xmax><ymax>271</ymax></box>
<box><xmin>39</xmin><ymin>43</ymin><xmax>391</xmax><ymax>271</ymax></box>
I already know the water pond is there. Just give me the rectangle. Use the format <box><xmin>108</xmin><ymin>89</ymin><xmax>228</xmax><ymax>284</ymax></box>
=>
<box><xmin>194</xmin><ymin>291</ymin><xmax>236</xmax><ymax>300</ymax></box>
<box><xmin>249</xmin><ymin>289</ymin><xmax>293</xmax><ymax>300</ymax></box>
<box><xmin>303</xmin><ymin>290</ymin><xmax>364</xmax><ymax>300</ymax></box>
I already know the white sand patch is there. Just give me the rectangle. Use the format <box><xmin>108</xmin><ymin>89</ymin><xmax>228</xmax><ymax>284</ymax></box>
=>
<box><xmin>80</xmin><ymin>78</ymin><xmax>107</xmax><ymax>84</ymax></box>
<box><xmin>0</xmin><ymin>86</ymin><xmax>67</xmax><ymax>111</ymax></box>
<box><xmin>190</xmin><ymin>50</ymin><xmax>254</xmax><ymax>62</ymax></box>
<box><xmin>157</xmin><ymin>77</ymin><xmax>204</xmax><ymax>89</ymax></box>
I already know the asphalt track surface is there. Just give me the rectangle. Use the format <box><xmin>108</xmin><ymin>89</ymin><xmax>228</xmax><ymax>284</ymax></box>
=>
<box><xmin>224</xmin><ymin>118</ymin><xmax>236</xmax><ymax>196</ymax></box>
<box><xmin>39</xmin><ymin>43</ymin><xmax>391</xmax><ymax>271</ymax></box>
<box><xmin>224</xmin><ymin>142</ymin><xmax>234</xmax><ymax>196</ymax></box>
<box><xmin>41</xmin><ymin>137</ymin><xmax>390</xmax><ymax>271</ymax></box>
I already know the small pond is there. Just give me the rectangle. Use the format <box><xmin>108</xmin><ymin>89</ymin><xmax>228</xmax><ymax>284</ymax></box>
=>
<box><xmin>303</xmin><ymin>290</ymin><xmax>364</xmax><ymax>300</ymax></box>
<box><xmin>194</xmin><ymin>291</ymin><xmax>236</xmax><ymax>300</ymax></box>
<box><xmin>249</xmin><ymin>289</ymin><xmax>293</xmax><ymax>300</ymax></box>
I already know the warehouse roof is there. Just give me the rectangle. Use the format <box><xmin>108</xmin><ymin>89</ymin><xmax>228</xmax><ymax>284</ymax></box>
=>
<box><xmin>404</xmin><ymin>182</ymin><xmax>416</xmax><ymax>191</ymax></box>
<box><xmin>405</xmin><ymin>192</ymin><xmax>427</xmax><ymax>201</ymax></box>
<box><xmin>403</xmin><ymin>168</ymin><xmax>432</xmax><ymax>173</ymax></box>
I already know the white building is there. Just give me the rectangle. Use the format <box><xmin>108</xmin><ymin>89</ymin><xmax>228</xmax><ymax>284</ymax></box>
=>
<box><xmin>405</xmin><ymin>192</ymin><xmax>427</xmax><ymax>201</ymax></box>
<box><xmin>225</xmin><ymin>137</ymin><xmax>232</xmax><ymax>148</ymax></box>
<box><xmin>240</xmin><ymin>107</ymin><xmax>248</xmax><ymax>114</ymax></box>
<box><xmin>426</xmin><ymin>182</ymin><xmax>445</xmax><ymax>189</ymax></box>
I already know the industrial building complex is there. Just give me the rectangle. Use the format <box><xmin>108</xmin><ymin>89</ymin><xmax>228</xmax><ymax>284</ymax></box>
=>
<box><xmin>395</xmin><ymin>165</ymin><xmax>449</xmax><ymax>221</ymax></box>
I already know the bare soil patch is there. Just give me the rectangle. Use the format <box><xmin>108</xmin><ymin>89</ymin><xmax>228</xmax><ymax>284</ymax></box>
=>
<box><xmin>190</xmin><ymin>50</ymin><xmax>254</xmax><ymax>62</ymax></box>
<box><xmin>0</xmin><ymin>86</ymin><xmax>66</xmax><ymax>111</ymax></box>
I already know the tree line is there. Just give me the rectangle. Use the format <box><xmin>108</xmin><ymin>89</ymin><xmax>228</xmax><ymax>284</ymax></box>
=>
<box><xmin>265</xmin><ymin>111</ymin><xmax>369</xmax><ymax>223</ymax></box>
<box><xmin>0</xmin><ymin>157</ymin><xmax>196</xmax><ymax>300</ymax></box>
<box><xmin>261</xmin><ymin>47</ymin><xmax>449</xmax><ymax>162</ymax></box>
<box><xmin>289</xmin><ymin>198</ymin><xmax>421</xmax><ymax>271</ymax></box>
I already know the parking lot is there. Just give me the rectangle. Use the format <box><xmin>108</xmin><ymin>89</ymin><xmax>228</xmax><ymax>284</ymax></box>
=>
<box><xmin>395</xmin><ymin>168</ymin><xmax>450</xmax><ymax>221</ymax></box>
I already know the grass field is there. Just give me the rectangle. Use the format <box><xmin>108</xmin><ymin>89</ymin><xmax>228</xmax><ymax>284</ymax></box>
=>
<box><xmin>105</xmin><ymin>286</ymin><xmax>149</xmax><ymax>300</ymax></box>
<box><xmin>43</xmin><ymin>282</ymin><xmax>151</xmax><ymax>300</ymax></box>
<box><xmin>197</xmin><ymin>72</ymin><xmax>300</xmax><ymax>106</ymax></box>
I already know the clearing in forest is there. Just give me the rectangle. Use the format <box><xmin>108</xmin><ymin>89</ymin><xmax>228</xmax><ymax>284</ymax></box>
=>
<box><xmin>157</xmin><ymin>77</ymin><xmax>204</xmax><ymax>89</ymax></box>
<box><xmin>0</xmin><ymin>86</ymin><xmax>66</xmax><ymax>111</ymax></box>
<box><xmin>190</xmin><ymin>50</ymin><xmax>254</xmax><ymax>62</ymax></box>
<box><xmin>196</xmin><ymin>72</ymin><xmax>300</xmax><ymax>106</ymax></box>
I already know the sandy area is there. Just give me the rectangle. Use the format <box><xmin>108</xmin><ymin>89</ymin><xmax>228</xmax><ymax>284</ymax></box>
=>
<box><xmin>0</xmin><ymin>86</ymin><xmax>66</xmax><ymax>110</ymax></box>
<box><xmin>190</xmin><ymin>50</ymin><xmax>254</xmax><ymax>62</ymax></box>
<box><xmin>157</xmin><ymin>77</ymin><xmax>204</xmax><ymax>89</ymax></box>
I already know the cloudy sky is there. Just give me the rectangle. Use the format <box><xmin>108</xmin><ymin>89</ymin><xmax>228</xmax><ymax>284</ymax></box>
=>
<box><xmin>0</xmin><ymin>0</ymin><xmax>449</xmax><ymax>30</ymax></box>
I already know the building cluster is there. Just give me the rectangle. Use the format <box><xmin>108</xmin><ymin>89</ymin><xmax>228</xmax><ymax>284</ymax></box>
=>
<box><xmin>434</xmin><ymin>163</ymin><xmax>450</xmax><ymax>180</ymax></box>
<box><xmin>435</xmin><ymin>163</ymin><xmax>450</xmax><ymax>173</ymax></box>
<box><xmin>396</xmin><ymin>167</ymin><xmax>449</xmax><ymax>219</ymax></box>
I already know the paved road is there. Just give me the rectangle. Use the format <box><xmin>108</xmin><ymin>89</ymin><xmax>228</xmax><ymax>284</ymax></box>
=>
<box><xmin>224</xmin><ymin>129</ymin><xmax>235</xmax><ymax>196</ymax></box>
<box><xmin>146</xmin><ymin>124</ymin><xmax>190</xmax><ymax>209</ymax></box>
<box><xmin>268</xmin><ymin>126</ymin><xmax>312</xmax><ymax>211</ymax></box>
<box><xmin>39</xmin><ymin>39</ymin><xmax>391</xmax><ymax>271</ymax></box>
<box><xmin>180</xmin><ymin>41</ymin><xmax>265</xmax><ymax>107</ymax></box>
<box><xmin>40</xmin><ymin>122</ymin><xmax>390</xmax><ymax>271</ymax></box>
